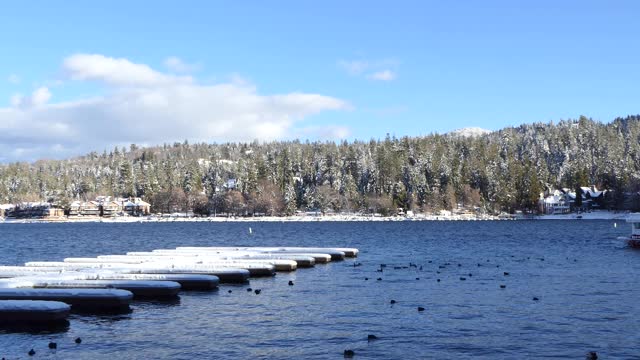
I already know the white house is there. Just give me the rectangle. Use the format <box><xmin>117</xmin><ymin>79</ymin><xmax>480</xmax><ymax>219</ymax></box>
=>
<box><xmin>541</xmin><ymin>185</ymin><xmax>608</xmax><ymax>214</ymax></box>
<box><xmin>541</xmin><ymin>190</ymin><xmax>570</xmax><ymax>214</ymax></box>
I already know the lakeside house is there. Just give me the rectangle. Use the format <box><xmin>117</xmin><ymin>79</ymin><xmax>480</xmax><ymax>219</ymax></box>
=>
<box><xmin>3</xmin><ymin>202</ymin><xmax>64</xmax><ymax>219</ymax></box>
<box><xmin>541</xmin><ymin>190</ymin><xmax>570</xmax><ymax>214</ymax></box>
<box><xmin>540</xmin><ymin>186</ymin><xmax>607</xmax><ymax>214</ymax></box>
<box><xmin>0</xmin><ymin>204</ymin><xmax>15</xmax><ymax>218</ymax></box>
<box><xmin>121</xmin><ymin>197</ymin><xmax>151</xmax><ymax>216</ymax></box>
<box><xmin>1</xmin><ymin>196</ymin><xmax>151</xmax><ymax>220</ymax></box>
<box><xmin>70</xmin><ymin>196</ymin><xmax>151</xmax><ymax>217</ymax></box>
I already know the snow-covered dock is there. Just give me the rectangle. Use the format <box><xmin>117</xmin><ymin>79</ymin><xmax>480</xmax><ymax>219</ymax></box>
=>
<box><xmin>175</xmin><ymin>246</ymin><xmax>359</xmax><ymax>259</ymax></box>
<box><xmin>25</xmin><ymin>261</ymin><xmax>271</xmax><ymax>279</ymax></box>
<box><xmin>80</xmin><ymin>273</ymin><xmax>220</xmax><ymax>290</ymax></box>
<box><xmin>0</xmin><ymin>300</ymin><xmax>70</xmax><ymax>324</ymax></box>
<box><xmin>0</xmin><ymin>245</ymin><xmax>358</xmax><ymax>329</ymax></box>
<box><xmin>148</xmin><ymin>249</ymin><xmax>331</xmax><ymax>264</ymax></box>
<box><xmin>0</xmin><ymin>288</ymin><xmax>133</xmax><ymax>311</ymax></box>
<box><xmin>29</xmin><ymin>279</ymin><xmax>181</xmax><ymax>298</ymax></box>
<box><xmin>88</xmin><ymin>255</ymin><xmax>298</xmax><ymax>272</ymax></box>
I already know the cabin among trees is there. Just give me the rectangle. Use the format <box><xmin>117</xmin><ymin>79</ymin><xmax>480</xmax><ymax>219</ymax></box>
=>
<box><xmin>3</xmin><ymin>202</ymin><xmax>64</xmax><ymax>219</ymax></box>
<box><xmin>68</xmin><ymin>197</ymin><xmax>150</xmax><ymax>217</ymax></box>
<box><xmin>539</xmin><ymin>185</ymin><xmax>624</xmax><ymax>214</ymax></box>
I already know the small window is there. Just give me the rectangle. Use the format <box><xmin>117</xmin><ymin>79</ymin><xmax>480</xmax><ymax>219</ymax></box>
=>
<box><xmin>634</xmin><ymin>223</ymin><xmax>640</xmax><ymax>230</ymax></box>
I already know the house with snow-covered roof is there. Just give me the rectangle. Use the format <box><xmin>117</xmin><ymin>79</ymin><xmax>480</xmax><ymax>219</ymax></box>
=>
<box><xmin>0</xmin><ymin>204</ymin><xmax>15</xmax><ymax>218</ymax></box>
<box><xmin>540</xmin><ymin>190</ymin><xmax>570</xmax><ymax>214</ymax></box>
<box><xmin>541</xmin><ymin>186</ymin><xmax>608</xmax><ymax>213</ymax></box>
<box><xmin>119</xmin><ymin>197</ymin><xmax>151</xmax><ymax>216</ymax></box>
<box><xmin>4</xmin><ymin>202</ymin><xmax>63</xmax><ymax>219</ymax></box>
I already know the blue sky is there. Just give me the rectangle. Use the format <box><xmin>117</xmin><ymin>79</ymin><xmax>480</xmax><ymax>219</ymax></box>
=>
<box><xmin>1</xmin><ymin>1</ymin><xmax>639</xmax><ymax>162</ymax></box>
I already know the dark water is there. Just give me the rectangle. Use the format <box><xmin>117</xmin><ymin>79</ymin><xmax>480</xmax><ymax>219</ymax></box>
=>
<box><xmin>0</xmin><ymin>220</ymin><xmax>638</xmax><ymax>359</ymax></box>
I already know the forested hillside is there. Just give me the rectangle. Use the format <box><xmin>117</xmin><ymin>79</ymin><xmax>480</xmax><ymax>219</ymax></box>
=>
<box><xmin>2</xmin><ymin>115</ymin><xmax>640</xmax><ymax>215</ymax></box>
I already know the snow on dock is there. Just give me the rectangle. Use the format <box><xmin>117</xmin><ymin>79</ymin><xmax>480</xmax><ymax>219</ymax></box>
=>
<box><xmin>152</xmin><ymin>249</ymin><xmax>333</xmax><ymax>263</ymax></box>
<box><xmin>175</xmin><ymin>246</ymin><xmax>358</xmax><ymax>259</ymax></box>
<box><xmin>90</xmin><ymin>255</ymin><xmax>298</xmax><ymax>272</ymax></box>
<box><xmin>29</xmin><ymin>279</ymin><xmax>181</xmax><ymax>298</ymax></box>
<box><xmin>80</xmin><ymin>273</ymin><xmax>220</xmax><ymax>290</ymax></box>
<box><xmin>0</xmin><ymin>267</ymin><xmax>220</xmax><ymax>290</ymax></box>
<box><xmin>18</xmin><ymin>262</ymin><xmax>250</xmax><ymax>284</ymax></box>
<box><xmin>0</xmin><ymin>288</ymin><xmax>133</xmax><ymax>311</ymax></box>
<box><xmin>0</xmin><ymin>245</ymin><xmax>358</xmax><ymax>329</ymax></box>
<box><xmin>26</xmin><ymin>261</ymin><xmax>274</xmax><ymax>278</ymax></box>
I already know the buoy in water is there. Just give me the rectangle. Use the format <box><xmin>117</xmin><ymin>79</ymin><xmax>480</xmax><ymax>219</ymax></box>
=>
<box><xmin>75</xmin><ymin>337</ymin><xmax>82</xmax><ymax>344</ymax></box>
<box><xmin>28</xmin><ymin>349</ymin><xmax>35</xmax><ymax>356</ymax></box>
<box><xmin>367</xmin><ymin>334</ymin><xmax>378</xmax><ymax>341</ymax></box>
<box><xmin>418</xmin><ymin>306</ymin><xmax>425</xmax><ymax>312</ymax></box>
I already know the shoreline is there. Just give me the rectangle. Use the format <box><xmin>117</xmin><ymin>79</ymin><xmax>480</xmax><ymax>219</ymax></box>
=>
<box><xmin>0</xmin><ymin>211</ymin><xmax>632</xmax><ymax>224</ymax></box>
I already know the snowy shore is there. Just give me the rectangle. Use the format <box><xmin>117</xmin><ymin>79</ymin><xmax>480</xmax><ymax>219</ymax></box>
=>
<box><xmin>2</xmin><ymin>214</ymin><xmax>504</xmax><ymax>223</ymax></box>
<box><xmin>535</xmin><ymin>211</ymin><xmax>630</xmax><ymax>220</ymax></box>
<box><xmin>1</xmin><ymin>210</ymin><xmax>631</xmax><ymax>224</ymax></box>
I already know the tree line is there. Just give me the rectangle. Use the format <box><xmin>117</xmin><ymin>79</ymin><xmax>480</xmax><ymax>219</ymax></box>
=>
<box><xmin>1</xmin><ymin>115</ymin><xmax>640</xmax><ymax>216</ymax></box>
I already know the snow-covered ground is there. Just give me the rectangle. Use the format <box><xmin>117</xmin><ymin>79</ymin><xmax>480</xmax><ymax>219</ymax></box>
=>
<box><xmin>2</xmin><ymin>210</ymin><xmax>634</xmax><ymax>223</ymax></box>
<box><xmin>535</xmin><ymin>210</ymin><xmax>630</xmax><ymax>220</ymax></box>
<box><xmin>0</xmin><ymin>213</ymin><xmax>506</xmax><ymax>223</ymax></box>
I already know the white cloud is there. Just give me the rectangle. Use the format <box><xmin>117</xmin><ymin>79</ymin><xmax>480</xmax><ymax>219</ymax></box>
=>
<box><xmin>164</xmin><ymin>56</ymin><xmax>200</xmax><ymax>73</ymax></box>
<box><xmin>338</xmin><ymin>58</ymin><xmax>399</xmax><ymax>81</ymax></box>
<box><xmin>10</xmin><ymin>87</ymin><xmax>51</xmax><ymax>109</ymax></box>
<box><xmin>63</xmin><ymin>54</ymin><xmax>192</xmax><ymax>87</ymax></box>
<box><xmin>0</xmin><ymin>54</ymin><xmax>350</xmax><ymax>162</ymax></box>
<box><xmin>7</xmin><ymin>74</ymin><xmax>21</xmax><ymax>84</ymax></box>
<box><xmin>368</xmin><ymin>70</ymin><xmax>396</xmax><ymax>81</ymax></box>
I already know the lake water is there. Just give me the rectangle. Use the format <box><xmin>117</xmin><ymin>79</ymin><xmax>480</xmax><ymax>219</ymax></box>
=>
<box><xmin>0</xmin><ymin>220</ymin><xmax>638</xmax><ymax>359</ymax></box>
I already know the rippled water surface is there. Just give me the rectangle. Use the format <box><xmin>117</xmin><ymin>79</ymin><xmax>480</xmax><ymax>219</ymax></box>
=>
<box><xmin>0</xmin><ymin>220</ymin><xmax>639</xmax><ymax>359</ymax></box>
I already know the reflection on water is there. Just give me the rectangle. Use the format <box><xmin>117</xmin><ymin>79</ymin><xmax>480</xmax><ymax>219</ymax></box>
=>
<box><xmin>0</xmin><ymin>220</ymin><xmax>638</xmax><ymax>359</ymax></box>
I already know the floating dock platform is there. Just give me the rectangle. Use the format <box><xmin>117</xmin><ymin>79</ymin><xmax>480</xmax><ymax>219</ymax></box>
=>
<box><xmin>0</xmin><ymin>300</ymin><xmax>70</xmax><ymax>324</ymax></box>
<box><xmin>0</xmin><ymin>245</ymin><xmax>358</xmax><ymax>329</ymax></box>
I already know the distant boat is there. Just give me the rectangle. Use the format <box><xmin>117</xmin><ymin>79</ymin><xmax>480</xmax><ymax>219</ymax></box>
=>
<box><xmin>625</xmin><ymin>214</ymin><xmax>640</xmax><ymax>249</ymax></box>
